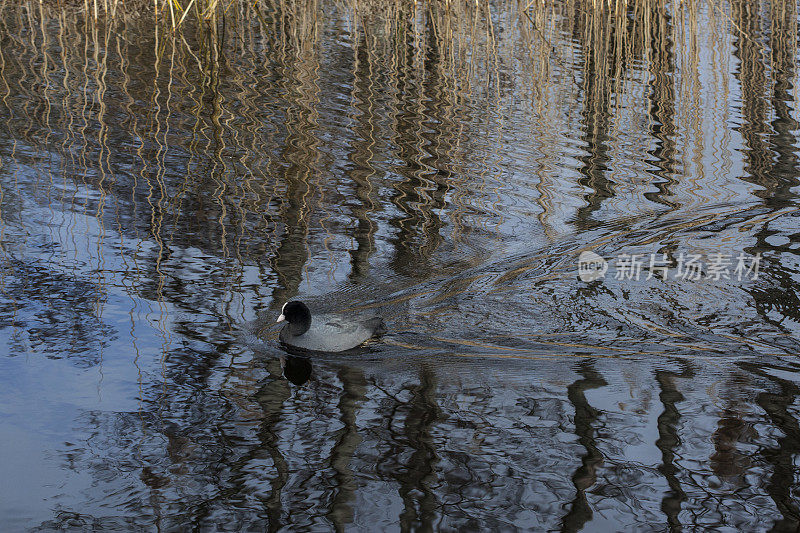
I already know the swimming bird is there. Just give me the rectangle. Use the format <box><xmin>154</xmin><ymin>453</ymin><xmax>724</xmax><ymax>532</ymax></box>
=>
<box><xmin>276</xmin><ymin>300</ymin><xmax>384</xmax><ymax>353</ymax></box>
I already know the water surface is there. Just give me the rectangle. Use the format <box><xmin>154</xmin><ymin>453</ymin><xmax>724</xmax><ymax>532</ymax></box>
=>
<box><xmin>1</xmin><ymin>1</ymin><xmax>800</xmax><ymax>530</ymax></box>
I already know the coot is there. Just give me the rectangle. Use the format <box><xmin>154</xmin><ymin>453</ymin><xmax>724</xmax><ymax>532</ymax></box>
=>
<box><xmin>277</xmin><ymin>301</ymin><xmax>384</xmax><ymax>353</ymax></box>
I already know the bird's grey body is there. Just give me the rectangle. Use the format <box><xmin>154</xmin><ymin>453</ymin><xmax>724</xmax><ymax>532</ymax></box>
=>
<box><xmin>278</xmin><ymin>301</ymin><xmax>384</xmax><ymax>353</ymax></box>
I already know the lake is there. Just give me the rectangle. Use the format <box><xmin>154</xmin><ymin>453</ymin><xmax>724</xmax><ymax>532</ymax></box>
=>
<box><xmin>1</xmin><ymin>0</ymin><xmax>799</xmax><ymax>530</ymax></box>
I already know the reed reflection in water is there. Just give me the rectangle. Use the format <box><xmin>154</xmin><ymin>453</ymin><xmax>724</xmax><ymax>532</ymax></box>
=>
<box><xmin>0</xmin><ymin>0</ymin><xmax>799</xmax><ymax>530</ymax></box>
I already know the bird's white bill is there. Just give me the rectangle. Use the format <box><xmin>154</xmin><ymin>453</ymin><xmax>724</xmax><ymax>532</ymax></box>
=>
<box><xmin>276</xmin><ymin>314</ymin><xmax>286</xmax><ymax>323</ymax></box>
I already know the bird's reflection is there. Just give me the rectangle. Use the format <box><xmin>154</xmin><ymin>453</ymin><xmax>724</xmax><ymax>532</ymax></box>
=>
<box><xmin>281</xmin><ymin>354</ymin><xmax>313</xmax><ymax>385</ymax></box>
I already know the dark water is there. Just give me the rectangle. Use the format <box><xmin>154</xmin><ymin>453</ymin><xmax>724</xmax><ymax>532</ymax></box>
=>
<box><xmin>1</xmin><ymin>1</ymin><xmax>800</xmax><ymax>530</ymax></box>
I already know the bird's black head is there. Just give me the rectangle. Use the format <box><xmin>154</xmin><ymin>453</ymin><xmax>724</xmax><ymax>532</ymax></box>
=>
<box><xmin>277</xmin><ymin>300</ymin><xmax>312</xmax><ymax>335</ymax></box>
